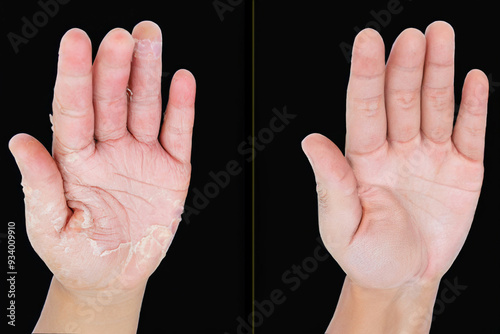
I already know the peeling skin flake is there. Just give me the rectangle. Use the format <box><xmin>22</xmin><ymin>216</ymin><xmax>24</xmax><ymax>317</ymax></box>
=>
<box><xmin>133</xmin><ymin>39</ymin><xmax>162</xmax><ymax>59</ymax></box>
<box><xmin>100</xmin><ymin>241</ymin><xmax>132</xmax><ymax>257</ymax></box>
<box><xmin>21</xmin><ymin>184</ymin><xmax>39</xmax><ymax>198</ymax></box>
<box><xmin>67</xmin><ymin>201</ymin><xmax>93</xmax><ymax>230</ymax></box>
<box><xmin>83</xmin><ymin>225</ymin><xmax>174</xmax><ymax>261</ymax></box>
<box><xmin>49</xmin><ymin>113</ymin><xmax>54</xmax><ymax>132</ymax></box>
<box><xmin>52</xmin><ymin>217</ymin><xmax>65</xmax><ymax>233</ymax></box>
<box><xmin>20</xmin><ymin>130</ymin><xmax>189</xmax><ymax>289</ymax></box>
<box><xmin>135</xmin><ymin>225</ymin><xmax>172</xmax><ymax>257</ymax></box>
<box><xmin>23</xmin><ymin>186</ymin><xmax>65</xmax><ymax>233</ymax></box>
<box><xmin>64</xmin><ymin>152</ymin><xmax>79</xmax><ymax>163</ymax></box>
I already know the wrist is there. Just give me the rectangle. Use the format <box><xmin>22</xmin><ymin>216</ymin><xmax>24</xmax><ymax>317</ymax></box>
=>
<box><xmin>34</xmin><ymin>276</ymin><xmax>147</xmax><ymax>333</ymax></box>
<box><xmin>58</xmin><ymin>276</ymin><xmax>148</xmax><ymax>306</ymax></box>
<box><xmin>328</xmin><ymin>276</ymin><xmax>440</xmax><ymax>334</ymax></box>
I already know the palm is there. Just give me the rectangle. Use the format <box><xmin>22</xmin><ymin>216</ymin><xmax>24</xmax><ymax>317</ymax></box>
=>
<box><xmin>10</xmin><ymin>22</ymin><xmax>196</xmax><ymax>292</ymax></box>
<box><xmin>43</xmin><ymin>135</ymin><xmax>186</xmax><ymax>290</ymax></box>
<box><xmin>343</xmin><ymin>139</ymin><xmax>482</xmax><ymax>288</ymax></box>
<box><xmin>303</xmin><ymin>23</ymin><xmax>488</xmax><ymax>289</ymax></box>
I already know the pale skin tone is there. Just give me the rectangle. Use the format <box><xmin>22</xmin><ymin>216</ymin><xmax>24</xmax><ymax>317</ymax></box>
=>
<box><xmin>302</xmin><ymin>21</ymin><xmax>488</xmax><ymax>333</ymax></box>
<box><xmin>9</xmin><ymin>21</ymin><xmax>196</xmax><ymax>333</ymax></box>
<box><xmin>8</xmin><ymin>19</ymin><xmax>487</xmax><ymax>333</ymax></box>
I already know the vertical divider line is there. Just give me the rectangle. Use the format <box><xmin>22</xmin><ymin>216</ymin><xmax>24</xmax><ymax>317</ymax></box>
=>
<box><xmin>251</xmin><ymin>0</ymin><xmax>256</xmax><ymax>333</ymax></box>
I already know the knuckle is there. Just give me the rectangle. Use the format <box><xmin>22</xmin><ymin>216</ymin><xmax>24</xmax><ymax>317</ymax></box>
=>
<box><xmin>423</xmin><ymin>85</ymin><xmax>454</xmax><ymax>112</ymax></box>
<box><xmin>165</xmin><ymin>124</ymin><xmax>193</xmax><ymax>136</ymax></box>
<box><xmin>316</xmin><ymin>183</ymin><xmax>329</xmax><ymax>210</ymax></box>
<box><xmin>130</xmin><ymin>89</ymin><xmax>161</xmax><ymax>106</ymax></box>
<box><xmin>460</xmin><ymin>96</ymin><xmax>485</xmax><ymax>116</ymax></box>
<box><xmin>393</xmin><ymin>89</ymin><xmax>420</xmax><ymax>112</ymax></box>
<box><xmin>93</xmin><ymin>92</ymin><xmax>126</xmax><ymax>107</ymax></box>
<box><xmin>427</xmin><ymin>127</ymin><xmax>449</xmax><ymax>142</ymax></box>
<box><xmin>349</xmin><ymin>94</ymin><xmax>384</xmax><ymax>117</ymax></box>
<box><xmin>53</xmin><ymin>94</ymin><xmax>92</xmax><ymax>118</ymax></box>
<box><xmin>462</xmin><ymin>124</ymin><xmax>484</xmax><ymax>138</ymax></box>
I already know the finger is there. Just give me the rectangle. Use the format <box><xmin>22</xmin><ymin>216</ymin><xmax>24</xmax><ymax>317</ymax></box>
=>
<box><xmin>92</xmin><ymin>28</ymin><xmax>135</xmax><ymax>142</ymax></box>
<box><xmin>128</xmin><ymin>21</ymin><xmax>163</xmax><ymax>143</ymax></box>
<box><xmin>346</xmin><ymin>29</ymin><xmax>387</xmax><ymax>155</ymax></box>
<box><xmin>421</xmin><ymin>21</ymin><xmax>455</xmax><ymax>143</ymax></box>
<box><xmin>385</xmin><ymin>28</ymin><xmax>426</xmax><ymax>143</ymax></box>
<box><xmin>9</xmin><ymin>134</ymin><xmax>70</xmax><ymax>240</ymax></box>
<box><xmin>452</xmin><ymin>70</ymin><xmax>489</xmax><ymax>161</ymax></box>
<box><xmin>159</xmin><ymin>69</ymin><xmax>196</xmax><ymax>164</ymax></box>
<box><xmin>52</xmin><ymin>28</ymin><xmax>94</xmax><ymax>157</ymax></box>
<box><xmin>302</xmin><ymin>133</ymin><xmax>362</xmax><ymax>249</ymax></box>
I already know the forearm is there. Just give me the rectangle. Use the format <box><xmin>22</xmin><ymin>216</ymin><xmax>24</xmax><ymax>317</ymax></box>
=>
<box><xmin>327</xmin><ymin>276</ymin><xmax>440</xmax><ymax>334</ymax></box>
<box><xmin>34</xmin><ymin>276</ymin><xmax>146</xmax><ymax>334</ymax></box>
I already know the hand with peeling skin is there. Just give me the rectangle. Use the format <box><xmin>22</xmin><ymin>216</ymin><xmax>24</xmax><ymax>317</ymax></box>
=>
<box><xmin>302</xmin><ymin>21</ymin><xmax>488</xmax><ymax>333</ymax></box>
<box><xmin>9</xmin><ymin>21</ymin><xmax>195</xmax><ymax>333</ymax></box>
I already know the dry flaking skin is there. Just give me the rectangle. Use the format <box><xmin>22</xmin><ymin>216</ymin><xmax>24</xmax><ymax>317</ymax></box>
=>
<box><xmin>24</xmin><ymin>132</ymin><xmax>190</xmax><ymax>292</ymax></box>
<box><xmin>11</xmin><ymin>22</ymin><xmax>197</xmax><ymax>303</ymax></box>
<box><xmin>133</xmin><ymin>39</ymin><xmax>162</xmax><ymax>60</ymax></box>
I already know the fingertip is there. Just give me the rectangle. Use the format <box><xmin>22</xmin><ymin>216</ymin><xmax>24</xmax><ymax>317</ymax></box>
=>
<box><xmin>301</xmin><ymin>133</ymin><xmax>350</xmax><ymax>183</ymax></box>
<box><xmin>350</xmin><ymin>28</ymin><xmax>385</xmax><ymax>79</ymax></box>
<box><xmin>132</xmin><ymin>20</ymin><xmax>162</xmax><ymax>41</ymax></box>
<box><xmin>425</xmin><ymin>20</ymin><xmax>455</xmax><ymax>37</ymax></box>
<box><xmin>102</xmin><ymin>27</ymin><xmax>135</xmax><ymax>49</ymax></box>
<box><xmin>9</xmin><ymin>132</ymin><xmax>25</xmax><ymax>151</ymax></box>
<box><xmin>61</xmin><ymin>27</ymin><xmax>89</xmax><ymax>40</ymax></box>
<box><xmin>95</xmin><ymin>28</ymin><xmax>135</xmax><ymax>69</ymax></box>
<box><xmin>462</xmin><ymin>69</ymin><xmax>489</xmax><ymax>109</ymax></box>
<box><xmin>355</xmin><ymin>28</ymin><xmax>383</xmax><ymax>44</ymax></box>
<box><xmin>9</xmin><ymin>133</ymin><xmax>36</xmax><ymax>161</ymax></box>
<box><xmin>466</xmin><ymin>68</ymin><xmax>488</xmax><ymax>80</ymax></box>
<box><xmin>173</xmin><ymin>69</ymin><xmax>196</xmax><ymax>85</ymax></box>
<box><xmin>465</xmin><ymin>69</ymin><xmax>489</xmax><ymax>96</ymax></box>
<box><xmin>172</xmin><ymin>69</ymin><xmax>196</xmax><ymax>90</ymax></box>
<box><xmin>353</xmin><ymin>28</ymin><xmax>384</xmax><ymax>58</ymax></box>
<box><xmin>170</xmin><ymin>69</ymin><xmax>197</xmax><ymax>108</ymax></box>
<box><xmin>301</xmin><ymin>133</ymin><xmax>329</xmax><ymax>155</ymax></box>
<box><xmin>302</xmin><ymin>133</ymin><xmax>322</xmax><ymax>167</ymax></box>
<box><xmin>302</xmin><ymin>133</ymin><xmax>340</xmax><ymax>155</ymax></box>
<box><xmin>424</xmin><ymin>21</ymin><xmax>455</xmax><ymax>57</ymax></box>
<box><xmin>393</xmin><ymin>28</ymin><xmax>426</xmax><ymax>53</ymax></box>
<box><xmin>8</xmin><ymin>134</ymin><xmax>56</xmax><ymax>184</ymax></box>
<box><xmin>60</xmin><ymin>28</ymin><xmax>91</xmax><ymax>52</ymax></box>
<box><xmin>58</xmin><ymin>28</ymin><xmax>92</xmax><ymax>75</ymax></box>
<box><xmin>401</xmin><ymin>27</ymin><xmax>426</xmax><ymax>39</ymax></box>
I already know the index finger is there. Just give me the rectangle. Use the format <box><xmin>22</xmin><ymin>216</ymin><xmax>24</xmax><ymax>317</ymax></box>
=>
<box><xmin>346</xmin><ymin>29</ymin><xmax>387</xmax><ymax>156</ymax></box>
<box><xmin>52</xmin><ymin>28</ymin><xmax>94</xmax><ymax>157</ymax></box>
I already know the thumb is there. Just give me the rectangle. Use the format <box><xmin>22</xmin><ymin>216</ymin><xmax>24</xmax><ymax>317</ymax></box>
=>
<box><xmin>301</xmin><ymin>133</ymin><xmax>362</xmax><ymax>249</ymax></box>
<box><xmin>9</xmin><ymin>134</ymin><xmax>70</xmax><ymax>241</ymax></box>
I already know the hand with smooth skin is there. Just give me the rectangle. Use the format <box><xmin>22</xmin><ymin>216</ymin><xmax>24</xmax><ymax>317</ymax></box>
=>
<box><xmin>302</xmin><ymin>21</ymin><xmax>488</xmax><ymax>333</ymax></box>
<box><xmin>9</xmin><ymin>21</ymin><xmax>196</xmax><ymax>333</ymax></box>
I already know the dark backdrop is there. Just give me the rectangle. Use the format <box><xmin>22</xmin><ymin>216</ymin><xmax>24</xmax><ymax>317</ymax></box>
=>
<box><xmin>254</xmin><ymin>1</ymin><xmax>500</xmax><ymax>334</ymax></box>
<box><xmin>2</xmin><ymin>1</ymin><xmax>249</xmax><ymax>333</ymax></box>
<box><xmin>2</xmin><ymin>0</ymin><xmax>500</xmax><ymax>333</ymax></box>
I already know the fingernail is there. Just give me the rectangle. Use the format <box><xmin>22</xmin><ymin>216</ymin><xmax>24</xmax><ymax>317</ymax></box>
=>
<box><xmin>133</xmin><ymin>39</ymin><xmax>162</xmax><ymax>59</ymax></box>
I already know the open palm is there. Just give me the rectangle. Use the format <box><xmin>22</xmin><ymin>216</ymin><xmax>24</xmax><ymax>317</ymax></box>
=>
<box><xmin>302</xmin><ymin>22</ymin><xmax>488</xmax><ymax>289</ymax></box>
<box><xmin>9</xmin><ymin>21</ymin><xmax>196</xmax><ymax>292</ymax></box>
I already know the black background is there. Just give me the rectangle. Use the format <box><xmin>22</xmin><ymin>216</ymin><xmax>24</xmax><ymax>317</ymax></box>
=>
<box><xmin>254</xmin><ymin>1</ymin><xmax>500</xmax><ymax>334</ymax></box>
<box><xmin>2</xmin><ymin>1</ymin><xmax>249</xmax><ymax>333</ymax></box>
<box><xmin>2</xmin><ymin>0</ymin><xmax>500</xmax><ymax>333</ymax></box>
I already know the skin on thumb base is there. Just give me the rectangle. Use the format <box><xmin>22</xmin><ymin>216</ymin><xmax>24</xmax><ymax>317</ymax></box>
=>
<box><xmin>9</xmin><ymin>133</ymin><xmax>70</xmax><ymax>238</ymax></box>
<box><xmin>301</xmin><ymin>133</ymin><xmax>362</xmax><ymax>250</ymax></box>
